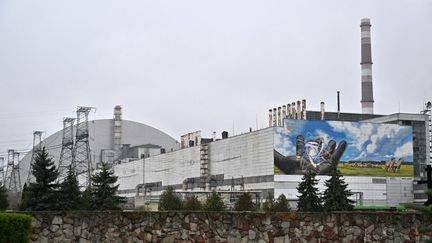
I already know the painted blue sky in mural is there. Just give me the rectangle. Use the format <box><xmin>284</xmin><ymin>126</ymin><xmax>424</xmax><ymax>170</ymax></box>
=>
<box><xmin>274</xmin><ymin>120</ymin><xmax>414</xmax><ymax>163</ymax></box>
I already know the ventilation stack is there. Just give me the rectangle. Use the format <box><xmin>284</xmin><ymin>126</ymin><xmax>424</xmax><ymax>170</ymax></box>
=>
<box><xmin>113</xmin><ymin>105</ymin><xmax>122</xmax><ymax>158</ymax></box>
<box><xmin>360</xmin><ymin>18</ymin><xmax>374</xmax><ymax>114</ymax></box>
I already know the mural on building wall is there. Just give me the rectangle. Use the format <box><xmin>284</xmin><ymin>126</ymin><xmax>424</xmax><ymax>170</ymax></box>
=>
<box><xmin>274</xmin><ymin>120</ymin><xmax>414</xmax><ymax>177</ymax></box>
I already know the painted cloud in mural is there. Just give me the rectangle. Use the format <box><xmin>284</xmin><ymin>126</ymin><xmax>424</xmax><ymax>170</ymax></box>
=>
<box><xmin>275</xmin><ymin>120</ymin><xmax>413</xmax><ymax>163</ymax></box>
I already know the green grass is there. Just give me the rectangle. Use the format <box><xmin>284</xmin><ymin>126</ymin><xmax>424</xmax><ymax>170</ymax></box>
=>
<box><xmin>354</xmin><ymin>205</ymin><xmax>405</xmax><ymax>211</ymax></box>
<box><xmin>337</xmin><ymin>164</ymin><xmax>413</xmax><ymax>177</ymax></box>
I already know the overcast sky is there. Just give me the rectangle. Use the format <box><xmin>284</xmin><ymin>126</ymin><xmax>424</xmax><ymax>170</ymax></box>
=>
<box><xmin>1</xmin><ymin>0</ymin><xmax>431</xmax><ymax>157</ymax></box>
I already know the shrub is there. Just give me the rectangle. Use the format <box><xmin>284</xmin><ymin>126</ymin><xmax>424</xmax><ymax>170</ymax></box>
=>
<box><xmin>0</xmin><ymin>184</ymin><xmax>8</xmax><ymax>210</ymax></box>
<box><xmin>158</xmin><ymin>186</ymin><xmax>182</xmax><ymax>211</ymax></box>
<box><xmin>134</xmin><ymin>205</ymin><xmax>151</xmax><ymax>212</ymax></box>
<box><xmin>263</xmin><ymin>193</ymin><xmax>275</xmax><ymax>212</ymax></box>
<box><xmin>405</xmin><ymin>189</ymin><xmax>432</xmax><ymax>240</ymax></box>
<box><xmin>0</xmin><ymin>213</ymin><xmax>32</xmax><ymax>243</ymax></box>
<box><xmin>203</xmin><ymin>191</ymin><xmax>225</xmax><ymax>211</ymax></box>
<box><xmin>183</xmin><ymin>195</ymin><xmax>202</xmax><ymax>211</ymax></box>
<box><xmin>234</xmin><ymin>192</ymin><xmax>256</xmax><ymax>211</ymax></box>
<box><xmin>274</xmin><ymin>194</ymin><xmax>291</xmax><ymax>212</ymax></box>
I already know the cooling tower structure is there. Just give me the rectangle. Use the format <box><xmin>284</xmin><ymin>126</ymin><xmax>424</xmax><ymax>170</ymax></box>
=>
<box><xmin>360</xmin><ymin>18</ymin><xmax>374</xmax><ymax>114</ymax></box>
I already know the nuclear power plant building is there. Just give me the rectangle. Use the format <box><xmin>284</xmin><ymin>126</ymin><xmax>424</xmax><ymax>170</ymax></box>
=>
<box><xmin>113</xmin><ymin>104</ymin><xmax>431</xmax><ymax>208</ymax></box>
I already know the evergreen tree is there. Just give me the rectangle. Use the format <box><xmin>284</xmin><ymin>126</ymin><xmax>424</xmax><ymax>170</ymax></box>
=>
<box><xmin>182</xmin><ymin>195</ymin><xmax>202</xmax><ymax>211</ymax></box>
<box><xmin>80</xmin><ymin>186</ymin><xmax>93</xmax><ymax>211</ymax></box>
<box><xmin>19</xmin><ymin>183</ymin><xmax>30</xmax><ymax>211</ymax></box>
<box><xmin>297</xmin><ymin>171</ymin><xmax>322</xmax><ymax>212</ymax></box>
<box><xmin>203</xmin><ymin>191</ymin><xmax>225</xmax><ymax>211</ymax></box>
<box><xmin>27</xmin><ymin>147</ymin><xmax>61</xmax><ymax>210</ymax></box>
<box><xmin>274</xmin><ymin>194</ymin><xmax>291</xmax><ymax>212</ymax></box>
<box><xmin>263</xmin><ymin>193</ymin><xmax>275</xmax><ymax>212</ymax></box>
<box><xmin>234</xmin><ymin>192</ymin><xmax>256</xmax><ymax>211</ymax></box>
<box><xmin>322</xmin><ymin>167</ymin><xmax>354</xmax><ymax>211</ymax></box>
<box><xmin>59</xmin><ymin>167</ymin><xmax>82</xmax><ymax>210</ymax></box>
<box><xmin>90</xmin><ymin>163</ymin><xmax>126</xmax><ymax>210</ymax></box>
<box><xmin>158</xmin><ymin>186</ymin><xmax>182</xmax><ymax>211</ymax></box>
<box><xmin>0</xmin><ymin>183</ymin><xmax>8</xmax><ymax>210</ymax></box>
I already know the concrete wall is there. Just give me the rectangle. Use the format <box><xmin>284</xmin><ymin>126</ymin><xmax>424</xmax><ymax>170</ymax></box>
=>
<box><xmin>29</xmin><ymin>211</ymin><xmax>429</xmax><ymax>243</ymax></box>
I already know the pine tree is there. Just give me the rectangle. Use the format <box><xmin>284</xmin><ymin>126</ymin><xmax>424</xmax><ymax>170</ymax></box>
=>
<box><xmin>80</xmin><ymin>186</ymin><xmax>93</xmax><ymax>211</ymax></box>
<box><xmin>19</xmin><ymin>183</ymin><xmax>30</xmax><ymax>211</ymax></box>
<box><xmin>0</xmin><ymin>183</ymin><xmax>8</xmax><ymax>210</ymax></box>
<box><xmin>297</xmin><ymin>171</ymin><xmax>323</xmax><ymax>212</ymax></box>
<box><xmin>59</xmin><ymin>167</ymin><xmax>82</xmax><ymax>210</ymax></box>
<box><xmin>158</xmin><ymin>186</ymin><xmax>182</xmax><ymax>211</ymax></box>
<box><xmin>274</xmin><ymin>194</ymin><xmax>291</xmax><ymax>212</ymax></box>
<box><xmin>263</xmin><ymin>193</ymin><xmax>275</xmax><ymax>212</ymax></box>
<box><xmin>27</xmin><ymin>147</ymin><xmax>61</xmax><ymax>210</ymax></box>
<box><xmin>322</xmin><ymin>167</ymin><xmax>354</xmax><ymax>211</ymax></box>
<box><xmin>182</xmin><ymin>195</ymin><xmax>202</xmax><ymax>211</ymax></box>
<box><xmin>203</xmin><ymin>191</ymin><xmax>225</xmax><ymax>211</ymax></box>
<box><xmin>90</xmin><ymin>163</ymin><xmax>126</xmax><ymax>210</ymax></box>
<box><xmin>234</xmin><ymin>192</ymin><xmax>256</xmax><ymax>211</ymax></box>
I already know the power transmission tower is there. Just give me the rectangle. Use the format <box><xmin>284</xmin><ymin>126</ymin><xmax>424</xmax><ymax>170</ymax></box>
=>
<box><xmin>26</xmin><ymin>131</ymin><xmax>44</xmax><ymax>184</ymax></box>
<box><xmin>0</xmin><ymin>157</ymin><xmax>5</xmax><ymax>184</ymax></box>
<box><xmin>58</xmin><ymin>118</ymin><xmax>75</xmax><ymax>182</ymax></box>
<box><xmin>72</xmin><ymin>106</ymin><xmax>95</xmax><ymax>187</ymax></box>
<box><xmin>5</xmin><ymin>150</ymin><xmax>21</xmax><ymax>194</ymax></box>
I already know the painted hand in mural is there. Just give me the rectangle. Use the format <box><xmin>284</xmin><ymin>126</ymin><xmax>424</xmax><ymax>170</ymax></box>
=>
<box><xmin>274</xmin><ymin>135</ymin><xmax>347</xmax><ymax>175</ymax></box>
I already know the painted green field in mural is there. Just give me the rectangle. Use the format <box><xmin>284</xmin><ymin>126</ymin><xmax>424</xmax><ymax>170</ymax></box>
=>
<box><xmin>274</xmin><ymin>164</ymin><xmax>413</xmax><ymax>177</ymax></box>
<box><xmin>337</xmin><ymin>164</ymin><xmax>413</xmax><ymax>177</ymax></box>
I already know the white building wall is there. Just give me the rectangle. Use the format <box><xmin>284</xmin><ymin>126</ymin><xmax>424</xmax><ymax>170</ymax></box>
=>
<box><xmin>210</xmin><ymin>128</ymin><xmax>274</xmax><ymax>179</ymax></box>
<box><xmin>115</xmin><ymin>128</ymin><xmax>275</xmax><ymax>198</ymax></box>
<box><xmin>115</xmin><ymin>159</ymin><xmax>143</xmax><ymax>197</ymax></box>
<box><xmin>143</xmin><ymin>146</ymin><xmax>201</xmax><ymax>187</ymax></box>
<box><xmin>115</xmin><ymin>146</ymin><xmax>201</xmax><ymax>197</ymax></box>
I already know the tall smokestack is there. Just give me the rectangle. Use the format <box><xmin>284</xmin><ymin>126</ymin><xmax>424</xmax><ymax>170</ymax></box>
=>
<box><xmin>360</xmin><ymin>18</ymin><xmax>374</xmax><ymax>114</ymax></box>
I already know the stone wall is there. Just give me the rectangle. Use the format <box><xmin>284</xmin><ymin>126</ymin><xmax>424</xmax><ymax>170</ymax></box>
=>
<box><xmin>29</xmin><ymin>211</ymin><xmax>430</xmax><ymax>243</ymax></box>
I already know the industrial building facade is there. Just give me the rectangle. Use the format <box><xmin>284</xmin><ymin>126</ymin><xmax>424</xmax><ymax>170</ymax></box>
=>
<box><xmin>115</xmin><ymin>113</ymin><xmax>425</xmax><ymax>208</ymax></box>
